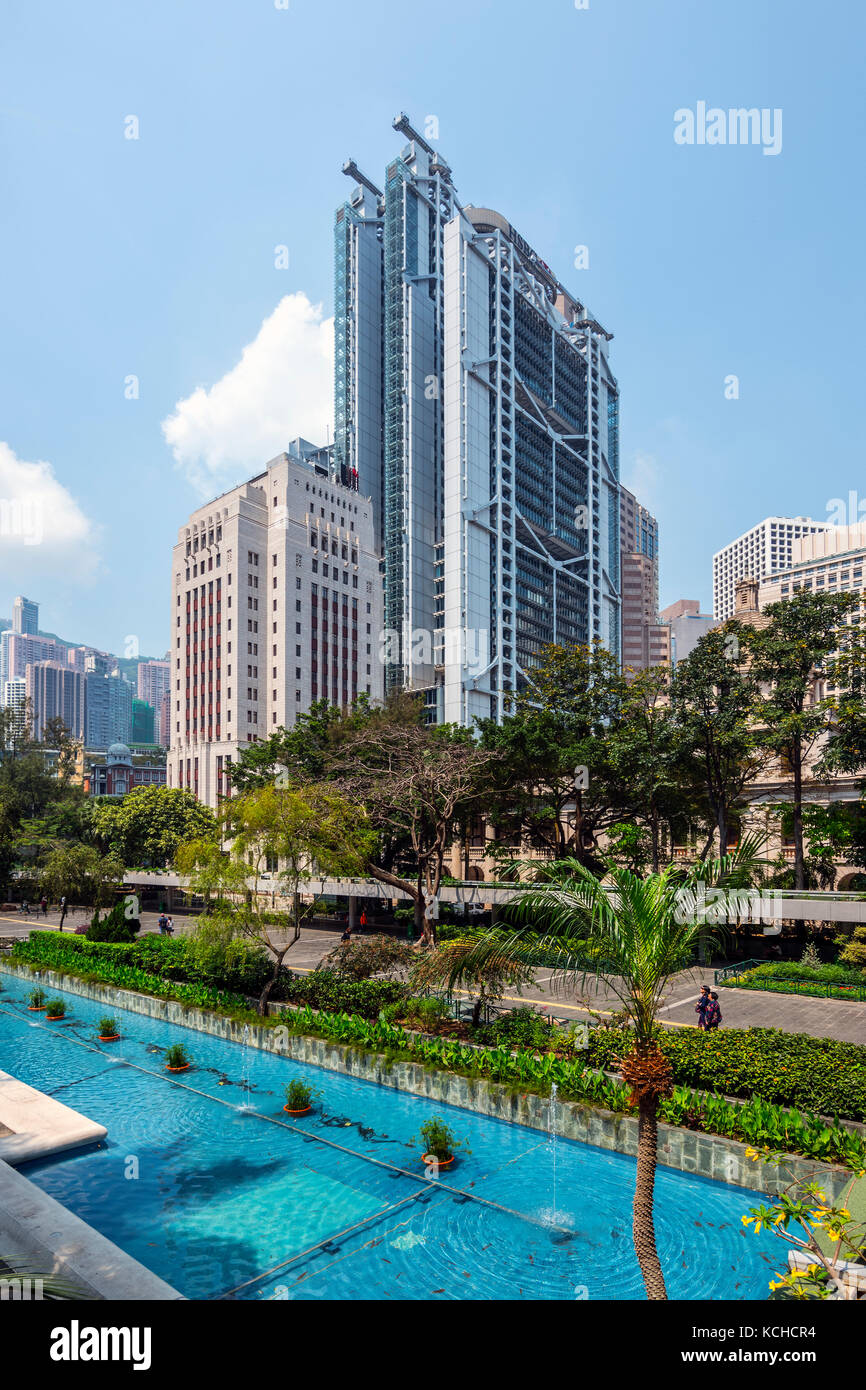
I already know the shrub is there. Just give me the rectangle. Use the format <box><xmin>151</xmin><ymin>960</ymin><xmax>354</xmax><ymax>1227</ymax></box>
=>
<box><xmin>164</xmin><ymin>1043</ymin><xmax>190</xmax><ymax>1069</ymax></box>
<box><xmin>836</xmin><ymin>926</ymin><xmax>866</xmax><ymax>972</ymax></box>
<box><xmin>28</xmin><ymin>987</ymin><xmax>46</xmax><ymax>1008</ymax></box>
<box><xmin>279</xmin><ymin>970</ymin><xmax>406</xmax><ymax>1018</ymax></box>
<box><xmin>587</xmin><ymin>1025</ymin><xmax>866</xmax><ymax>1122</ymax></box>
<box><xmin>44</xmin><ymin>998</ymin><xmax>66</xmax><ymax>1018</ymax></box>
<box><xmin>484</xmin><ymin>1005</ymin><xmax>552</xmax><ymax>1049</ymax></box>
<box><xmin>322</xmin><ymin>934</ymin><xmax>415</xmax><ymax>983</ymax></box>
<box><xmin>98</xmin><ymin>1016</ymin><xmax>118</xmax><ymax>1037</ymax></box>
<box><xmin>284</xmin><ymin>1080</ymin><xmax>316</xmax><ymax>1111</ymax></box>
<box><xmin>87</xmin><ymin>900</ymin><xmax>140</xmax><ymax>943</ymax></box>
<box><xmin>418</xmin><ymin>1116</ymin><xmax>469</xmax><ymax>1161</ymax></box>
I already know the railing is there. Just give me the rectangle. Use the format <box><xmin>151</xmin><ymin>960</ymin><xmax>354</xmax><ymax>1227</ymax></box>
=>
<box><xmin>714</xmin><ymin>959</ymin><xmax>764</xmax><ymax>983</ymax></box>
<box><xmin>717</xmin><ymin>963</ymin><xmax>866</xmax><ymax>1001</ymax></box>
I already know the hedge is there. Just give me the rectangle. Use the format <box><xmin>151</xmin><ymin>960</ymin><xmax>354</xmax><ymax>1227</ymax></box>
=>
<box><xmin>588</xmin><ymin>1026</ymin><xmax>866</xmax><ymax>1123</ymax></box>
<box><xmin>9</xmin><ymin>933</ymin><xmax>405</xmax><ymax>1020</ymax></box>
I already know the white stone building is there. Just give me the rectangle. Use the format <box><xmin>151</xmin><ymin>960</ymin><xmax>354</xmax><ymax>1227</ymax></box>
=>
<box><xmin>167</xmin><ymin>443</ymin><xmax>384</xmax><ymax>808</ymax></box>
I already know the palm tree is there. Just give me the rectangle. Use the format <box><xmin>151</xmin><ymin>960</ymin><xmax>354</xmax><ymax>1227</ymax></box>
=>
<box><xmin>443</xmin><ymin>837</ymin><xmax>767</xmax><ymax>1300</ymax></box>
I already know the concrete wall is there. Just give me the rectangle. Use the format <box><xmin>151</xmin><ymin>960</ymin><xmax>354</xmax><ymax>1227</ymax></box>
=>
<box><xmin>1</xmin><ymin>961</ymin><xmax>853</xmax><ymax>1202</ymax></box>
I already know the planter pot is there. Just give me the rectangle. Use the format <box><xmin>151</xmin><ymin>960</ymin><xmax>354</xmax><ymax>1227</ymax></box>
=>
<box><xmin>27</xmin><ymin>1005</ymin><xmax>46</xmax><ymax>1012</ymax></box>
<box><xmin>166</xmin><ymin>1063</ymin><xmax>190</xmax><ymax>1072</ymax></box>
<box><xmin>45</xmin><ymin>1015</ymin><xmax>65</xmax><ymax>1022</ymax></box>
<box><xmin>99</xmin><ymin>1035</ymin><xmax>120</xmax><ymax>1042</ymax></box>
<box><xmin>422</xmin><ymin>1153</ymin><xmax>455</xmax><ymax>1168</ymax></box>
<box><xmin>283</xmin><ymin>1105</ymin><xmax>312</xmax><ymax>1115</ymax></box>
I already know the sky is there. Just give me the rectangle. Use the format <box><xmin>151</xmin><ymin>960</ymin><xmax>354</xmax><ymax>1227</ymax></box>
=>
<box><xmin>1</xmin><ymin>0</ymin><xmax>864</xmax><ymax>656</ymax></box>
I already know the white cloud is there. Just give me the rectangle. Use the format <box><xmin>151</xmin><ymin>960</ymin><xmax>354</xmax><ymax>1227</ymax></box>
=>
<box><xmin>622</xmin><ymin>451</ymin><xmax>660</xmax><ymax>510</ymax></box>
<box><xmin>162</xmin><ymin>293</ymin><xmax>334</xmax><ymax>495</ymax></box>
<box><xmin>0</xmin><ymin>443</ymin><xmax>99</xmax><ymax>582</ymax></box>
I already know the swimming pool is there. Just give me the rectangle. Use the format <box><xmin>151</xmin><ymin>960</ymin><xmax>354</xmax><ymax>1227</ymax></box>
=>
<box><xmin>0</xmin><ymin>972</ymin><xmax>780</xmax><ymax>1300</ymax></box>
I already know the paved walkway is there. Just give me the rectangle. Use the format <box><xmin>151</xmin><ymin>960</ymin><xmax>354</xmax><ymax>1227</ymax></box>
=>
<box><xmin>2</xmin><ymin>912</ymin><xmax>864</xmax><ymax>1045</ymax></box>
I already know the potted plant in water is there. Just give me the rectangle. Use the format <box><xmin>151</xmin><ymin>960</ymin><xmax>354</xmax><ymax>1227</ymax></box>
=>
<box><xmin>27</xmin><ymin>987</ymin><xmax>47</xmax><ymax>1012</ymax></box>
<box><xmin>164</xmin><ymin>1043</ymin><xmax>191</xmax><ymax>1072</ymax></box>
<box><xmin>98</xmin><ymin>1016</ymin><xmax>120</xmax><ymax>1042</ymax></box>
<box><xmin>283</xmin><ymin>1080</ymin><xmax>318</xmax><ymax>1115</ymax></box>
<box><xmin>44</xmin><ymin>999</ymin><xmax>66</xmax><ymax>1021</ymax></box>
<box><xmin>417</xmin><ymin>1116</ymin><xmax>470</xmax><ymax>1170</ymax></box>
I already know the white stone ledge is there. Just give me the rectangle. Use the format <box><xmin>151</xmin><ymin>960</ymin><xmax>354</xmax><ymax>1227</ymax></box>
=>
<box><xmin>0</xmin><ymin>1069</ymin><xmax>107</xmax><ymax>1166</ymax></box>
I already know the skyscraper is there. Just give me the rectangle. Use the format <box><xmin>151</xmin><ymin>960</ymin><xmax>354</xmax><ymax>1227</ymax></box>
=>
<box><xmin>85</xmin><ymin>669</ymin><xmax>133</xmax><ymax>748</ymax></box>
<box><xmin>12</xmin><ymin>596</ymin><xmax>38</xmax><ymax>635</ymax></box>
<box><xmin>26</xmin><ymin>662</ymin><xmax>86</xmax><ymax>741</ymax></box>
<box><xmin>713</xmin><ymin>517</ymin><xmax>831</xmax><ymax>621</ymax></box>
<box><xmin>334</xmin><ymin>116</ymin><xmax>621</xmax><ymax>723</ymax></box>
<box><xmin>137</xmin><ymin>659</ymin><xmax>171</xmax><ymax>741</ymax></box>
<box><xmin>619</xmin><ymin>487</ymin><xmax>668</xmax><ymax>673</ymax></box>
<box><xmin>166</xmin><ymin>443</ymin><xmax>383</xmax><ymax>808</ymax></box>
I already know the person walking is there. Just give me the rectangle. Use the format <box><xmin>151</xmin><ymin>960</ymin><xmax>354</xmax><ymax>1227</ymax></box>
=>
<box><xmin>40</xmin><ymin>896</ymin><xmax>48</xmax><ymax>917</ymax></box>
<box><xmin>705</xmin><ymin>992</ymin><xmax>723</xmax><ymax>1030</ymax></box>
<box><xmin>59</xmin><ymin>896</ymin><xmax>67</xmax><ymax>931</ymax></box>
<box><xmin>158</xmin><ymin>912</ymin><xmax>168</xmax><ymax>935</ymax></box>
<box><xmin>359</xmin><ymin>909</ymin><xmax>368</xmax><ymax>931</ymax></box>
<box><xmin>165</xmin><ymin>916</ymin><xmax>174</xmax><ymax>936</ymax></box>
<box><xmin>694</xmin><ymin>984</ymin><xmax>711</xmax><ymax>1029</ymax></box>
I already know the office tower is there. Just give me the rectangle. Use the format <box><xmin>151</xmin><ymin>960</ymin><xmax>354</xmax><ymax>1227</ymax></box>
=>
<box><xmin>620</xmin><ymin>488</ymin><xmax>658</xmax><ymax>607</ymax></box>
<box><xmin>758</xmin><ymin>521</ymin><xmax>866</xmax><ymax>607</ymax></box>
<box><xmin>137</xmin><ymin>659</ymin><xmax>171</xmax><ymax>708</ymax></box>
<box><xmin>12</xmin><ymin>596</ymin><xmax>38</xmax><ymax>635</ymax></box>
<box><xmin>25</xmin><ymin>661</ymin><xmax>86</xmax><ymax>741</ymax></box>
<box><xmin>335</xmin><ymin>115</ymin><xmax>620</xmax><ymax>723</ymax></box>
<box><xmin>1</xmin><ymin>631</ymin><xmax>68</xmax><ymax>684</ymax></box>
<box><xmin>619</xmin><ymin>488</ymin><xmax>667</xmax><ymax>673</ymax></box>
<box><xmin>137</xmin><ymin>659</ymin><xmax>171</xmax><ymax>740</ymax></box>
<box><xmin>334</xmin><ymin>163</ymin><xmax>383</xmax><ymax>537</ymax></box>
<box><xmin>166</xmin><ymin>443</ymin><xmax>383</xmax><ymax>808</ymax></box>
<box><xmin>659</xmin><ymin>599</ymin><xmax>717</xmax><ymax>666</ymax></box>
<box><xmin>85</xmin><ymin>669</ymin><xmax>133</xmax><ymax>748</ymax></box>
<box><xmin>713</xmin><ymin>517</ymin><xmax>831</xmax><ymax>621</ymax></box>
<box><xmin>132</xmin><ymin>698</ymin><xmax>156</xmax><ymax>745</ymax></box>
<box><xmin>621</xmin><ymin>554</ymin><xmax>670</xmax><ymax>672</ymax></box>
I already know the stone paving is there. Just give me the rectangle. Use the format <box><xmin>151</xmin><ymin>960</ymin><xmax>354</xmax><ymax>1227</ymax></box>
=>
<box><xmin>2</xmin><ymin>910</ymin><xmax>864</xmax><ymax>1045</ymax></box>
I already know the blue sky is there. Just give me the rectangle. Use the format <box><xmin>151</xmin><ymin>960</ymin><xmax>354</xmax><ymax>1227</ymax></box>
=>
<box><xmin>1</xmin><ymin>0</ymin><xmax>863</xmax><ymax>655</ymax></box>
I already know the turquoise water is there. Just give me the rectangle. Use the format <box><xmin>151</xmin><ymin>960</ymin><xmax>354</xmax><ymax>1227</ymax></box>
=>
<box><xmin>0</xmin><ymin>972</ymin><xmax>780</xmax><ymax>1300</ymax></box>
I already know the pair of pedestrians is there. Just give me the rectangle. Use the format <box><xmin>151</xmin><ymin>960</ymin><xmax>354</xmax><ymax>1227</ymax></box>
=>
<box><xmin>695</xmin><ymin>983</ymin><xmax>722</xmax><ymax>1030</ymax></box>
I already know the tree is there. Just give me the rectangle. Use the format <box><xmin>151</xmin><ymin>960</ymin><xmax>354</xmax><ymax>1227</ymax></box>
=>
<box><xmin>229</xmin><ymin>694</ymin><xmax>500</xmax><ymax>946</ymax></box>
<box><xmin>39</xmin><ymin>843</ymin><xmax>126</xmax><ymax>917</ymax></box>
<box><xmin>604</xmin><ymin>666</ymin><xmax>696</xmax><ymax>872</ymax></box>
<box><xmin>749</xmin><ymin>591</ymin><xmax>860</xmax><ymax>889</ymax></box>
<box><xmin>477</xmin><ymin>642</ymin><xmax>625</xmax><ymax>867</ymax></box>
<box><xmin>41</xmin><ymin>716</ymin><xmax>79</xmax><ymax>783</ymax></box>
<box><xmin>444</xmin><ymin>850</ymin><xmax>762</xmax><ymax>1299</ymax></box>
<box><xmin>177</xmin><ymin>781</ymin><xmax>377</xmax><ymax>1013</ymax></box>
<box><xmin>329</xmin><ymin>713</ymin><xmax>500</xmax><ymax>945</ymax></box>
<box><xmin>670</xmin><ymin>625</ymin><xmax>765</xmax><ymax>858</ymax></box>
<box><xmin>90</xmin><ymin>785</ymin><xmax>218</xmax><ymax>867</ymax></box>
